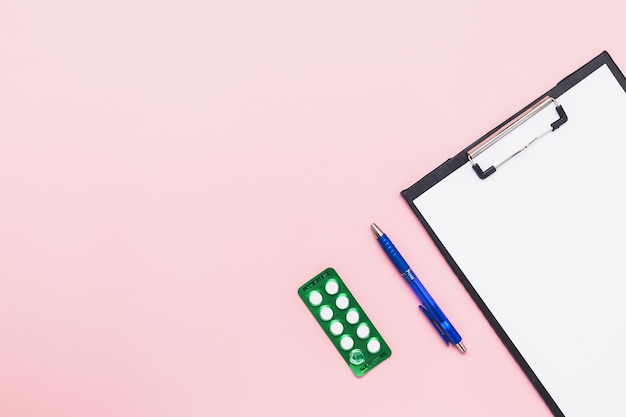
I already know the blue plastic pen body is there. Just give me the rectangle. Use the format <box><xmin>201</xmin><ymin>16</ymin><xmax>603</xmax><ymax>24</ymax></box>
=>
<box><xmin>374</xmin><ymin>227</ymin><xmax>464</xmax><ymax>348</ymax></box>
<box><xmin>402</xmin><ymin>269</ymin><xmax>462</xmax><ymax>345</ymax></box>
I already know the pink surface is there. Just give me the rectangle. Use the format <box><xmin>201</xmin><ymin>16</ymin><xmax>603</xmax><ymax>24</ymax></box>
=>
<box><xmin>1</xmin><ymin>1</ymin><xmax>624</xmax><ymax>416</ymax></box>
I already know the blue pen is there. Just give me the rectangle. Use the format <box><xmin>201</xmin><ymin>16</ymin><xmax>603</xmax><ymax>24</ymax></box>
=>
<box><xmin>371</xmin><ymin>223</ymin><xmax>466</xmax><ymax>353</ymax></box>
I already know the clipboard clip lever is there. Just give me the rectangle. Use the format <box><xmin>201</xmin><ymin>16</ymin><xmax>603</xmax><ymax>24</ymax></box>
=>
<box><xmin>467</xmin><ymin>96</ymin><xmax>568</xmax><ymax>179</ymax></box>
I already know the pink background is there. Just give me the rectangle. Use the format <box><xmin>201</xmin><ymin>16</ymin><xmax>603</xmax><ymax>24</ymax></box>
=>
<box><xmin>1</xmin><ymin>1</ymin><xmax>624</xmax><ymax>416</ymax></box>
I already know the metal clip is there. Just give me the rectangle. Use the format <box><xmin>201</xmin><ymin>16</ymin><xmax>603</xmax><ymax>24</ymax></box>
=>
<box><xmin>467</xmin><ymin>97</ymin><xmax>568</xmax><ymax>179</ymax></box>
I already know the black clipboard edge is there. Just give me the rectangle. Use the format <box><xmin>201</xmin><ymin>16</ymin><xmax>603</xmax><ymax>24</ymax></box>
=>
<box><xmin>400</xmin><ymin>51</ymin><xmax>626</xmax><ymax>417</ymax></box>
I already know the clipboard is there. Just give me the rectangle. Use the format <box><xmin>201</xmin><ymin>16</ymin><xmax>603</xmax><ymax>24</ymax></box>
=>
<box><xmin>401</xmin><ymin>51</ymin><xmax>626</xmax><ymax>417</ymax></box>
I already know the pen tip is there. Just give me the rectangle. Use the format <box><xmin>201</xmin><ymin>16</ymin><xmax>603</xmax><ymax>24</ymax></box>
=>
<box><xmin>371</xmin><ymin>223</ymin><xmax>384</xmax><ymax>238</ymax></box>
<box><xmin>456</xmin><ymin>342</ymin><xmax>467</xmax><ymax>353</ymax></box>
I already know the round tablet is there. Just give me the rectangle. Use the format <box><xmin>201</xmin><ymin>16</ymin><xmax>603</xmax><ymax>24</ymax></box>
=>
<box><xmin>345</xmin><ymin>309</ymin><xmax>359</xmax><ymax>324</ymax></box>
<box><xmin>340</xmin><ymin>335</ymin><xmax>354</xmax><ymax>350</ymax></box>
<box><xmin>329</xmin><ymin>320</ymin><xmax>344</xmax><ymax>336</ymax></box>
<box><xmin>356</xmin><ymin>323</ymin><xmax>370</xmax><ymax>339</ymax></box>
<box><xmin>335</xmin><ymin>294</ymin><xmax>349</xmax><ymax>310</ymax></box>
<box><xmin>308</xmin><ymin>290</ymin><xmax>323</xmax><ymax>306</ymax></box>
<box><xmin>319</xmin><ymin>306</ymin><xmax>333</xmax><ymax>321</ymax></box>
<box><xmin>324</xmin><ymin>280</ymin><xmax>339</xmax><ymax>295</ymax></box>
<box><xmin>367</xmin><ymin>338</ymin><xmax>381</xmax><ymax>354</ymax></box>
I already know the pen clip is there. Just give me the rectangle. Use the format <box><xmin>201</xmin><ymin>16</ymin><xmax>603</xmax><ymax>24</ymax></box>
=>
<box><xmin>419</xmin><ymin>305</ymin><xmax>450</xmax><ymax>346</ymax></box>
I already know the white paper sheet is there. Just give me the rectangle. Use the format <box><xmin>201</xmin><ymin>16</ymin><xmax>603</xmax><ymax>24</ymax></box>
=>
<box><xmin>414</xmin><ymin>64</ymin><xmax>626</xmax><ymax>417</ymax></box>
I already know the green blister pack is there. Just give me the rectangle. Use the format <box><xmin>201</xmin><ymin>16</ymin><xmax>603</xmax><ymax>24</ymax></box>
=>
<box><xmin>298</xmin><ymin>267</ymin><xmax>391</xmax><ymax>377</ymax></box>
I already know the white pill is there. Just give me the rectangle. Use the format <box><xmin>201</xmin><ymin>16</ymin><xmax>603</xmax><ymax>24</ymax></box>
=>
<box><xmin>356</xmin><ymin>323</ymin><xmax>370</xmax><ymax>339</ymax></box>
<box><xmin>340</xmin><ymin>336</ymin><xmax>354</xmax><ymax>350</ymax></box>
<box><xmin>329</xmin><ymin>321</ymin><xmax>344</xmax><ymax>336</ymax></box>
<box><xmin>308</xmin><ymin>290</ymin><xmax>323</xmax><ymax>306</ymax></box>
<box><xmin>346</xmin><ymin>309</ymin><xmax>359</xmax><ymax>324</ymax></box>
<box><xmin>319</xmin><ymin>306</ymin><xmax>333</xmax><ymax>321</ymax></box>
<box><xmin>325</xmin><ymin>280</ymin><xmax>339</xmax><ymax>295</ymax></box>
<box><xmin>335</xmin><ymin>294</ymin><xmax>349</xmax><ymax>310</ymax></box>
<box><xmin>367</xmin><ymin>338</ymin><xmax>381</xmax><ymax>354</ymax></box>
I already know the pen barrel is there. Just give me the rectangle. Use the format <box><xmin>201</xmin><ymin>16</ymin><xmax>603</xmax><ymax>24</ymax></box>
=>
<box><xmin>405</xmin><ymin>270</ymin><xmax>462</xmax><ymax>345</ymax></box>
<box><xmin>403</xmin><ymin>269</ymin><xmax>438</xmax><ymax>307</ymax></box>
<box><xmin>376</xmin><ymin>234</ymin><xmax>410</xmax><ymax>274</ymax></box>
